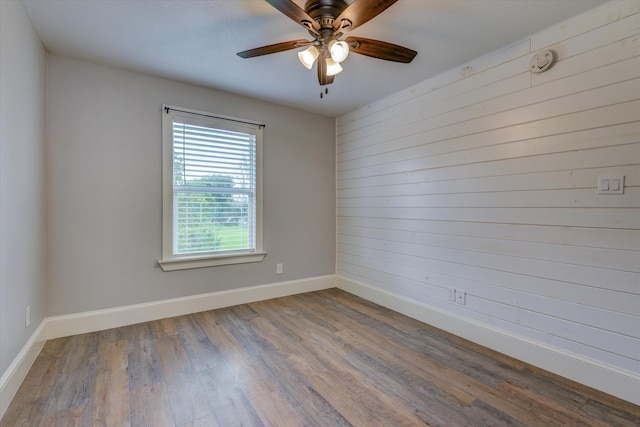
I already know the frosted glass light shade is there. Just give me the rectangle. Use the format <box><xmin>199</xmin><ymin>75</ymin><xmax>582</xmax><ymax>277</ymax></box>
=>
<box><xmin>298</xmin><ymin>46</ymin><xmax>319</xmax><ymax>69</ymax></box>
<box><xmin>329</xmin><ymin>40</ymin><xmax>349</xmax><ymax>63</ymax></box>
<box><xmin>326</xmin><ymin>58</ymin><xmax>343</xmax><ymax>76</ymax></box>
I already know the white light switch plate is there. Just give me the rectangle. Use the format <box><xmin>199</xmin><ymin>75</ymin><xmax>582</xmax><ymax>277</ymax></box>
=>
<box><xmin>598</xmin><ymin>176</ymin><xmax>624</xmax><ymax>195</ymax></box>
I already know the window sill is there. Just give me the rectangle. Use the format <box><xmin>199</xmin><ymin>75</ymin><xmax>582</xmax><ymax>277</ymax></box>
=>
<box><xmin>158</xmin><ymin>251</ymin><xmax>267</xmax><ymax>271</ymax></box>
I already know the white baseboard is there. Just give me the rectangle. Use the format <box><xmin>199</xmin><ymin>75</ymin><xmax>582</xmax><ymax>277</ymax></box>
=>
<box><xmin>4</xmin><ymin>273</ymin><xmax>636</xmax><ymax>419</ymax></box>
<box><xmin>0</xmin><ymin>321</ymin><xmax>47</xmax><ymax>418</ymax></box>
<box><xmin>336</xmin><ymin>275</ymin><xmax>640</xmax><ymax>406</ymax></box>
<box><xmin>0</xmin><ymin>275</ymin><xmax>336</xmax><ymax>419</ymax></box>
<box><xmin>45</xmin><ymin>275</ymin><xmax>336</xmax><ymax>340</ymax></box>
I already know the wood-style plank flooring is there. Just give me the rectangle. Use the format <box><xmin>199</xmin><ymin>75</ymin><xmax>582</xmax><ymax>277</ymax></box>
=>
<box><xmin>2</xmin><ymin>289</ymin><xmax>639</xmax><ymax>426</ymax></box>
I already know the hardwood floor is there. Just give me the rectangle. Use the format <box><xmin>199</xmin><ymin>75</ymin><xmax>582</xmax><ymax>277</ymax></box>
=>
<box><xmin>2</xmin><ymin>289</ymin><xmax>638</xmax><ymax>426</ymax></box>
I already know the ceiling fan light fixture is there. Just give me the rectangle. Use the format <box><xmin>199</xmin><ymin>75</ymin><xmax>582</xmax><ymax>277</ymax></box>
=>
<box><xmin>238</xmin><ymin>0</ymin><xmax>418</xmax><ymax>92</ymax></box>
<box><xmin>325</xmin><ymin>57</ymin><xmax>343</xmax><ymax>76</ymax></box>
<box><xmin>298</xmin><ymin>45</ymin><xmax>319</xmax><ymax>69</ymax></box>
<box><xmin>329</xmin><ymin>40</ymin><xmax>349</xmax><ymax>63</ymax></box>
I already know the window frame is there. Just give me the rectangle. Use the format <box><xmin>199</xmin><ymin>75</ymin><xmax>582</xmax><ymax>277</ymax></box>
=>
<box><xmin>158</xmin><ymin>105</ymin><xmax>266</xmax><ymax>271</ymax></box>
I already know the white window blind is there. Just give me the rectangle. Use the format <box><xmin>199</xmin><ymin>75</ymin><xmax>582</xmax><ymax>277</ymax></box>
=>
<box><xmin>160</xmin><ymin>106</ymin><xmax>265</xmax><ymax>271</ymax></box>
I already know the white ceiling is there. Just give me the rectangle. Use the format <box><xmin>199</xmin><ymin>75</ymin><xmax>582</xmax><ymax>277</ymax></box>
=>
<box><xmin>22</xmin><ymin>0</ymin><xmax>608</xmax><ymax>117</ymax></box>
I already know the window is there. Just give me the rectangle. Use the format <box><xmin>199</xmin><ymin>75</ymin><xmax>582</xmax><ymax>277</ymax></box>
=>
<box><xmin>159</xmin><ymin>105</ymin><xmax>265</xmax><ymax>271</ymax></box>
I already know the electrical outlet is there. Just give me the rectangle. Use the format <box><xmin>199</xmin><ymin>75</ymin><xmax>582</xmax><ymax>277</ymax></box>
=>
<box><xmin>456</xmin><ymin>290</ymin><xmax>466</xmax><ymax>305</ymax></box>
<box><xmin>276</xmin><ymin>263</ymin><xmax>283</xmax><ymax>274</ymax></box>
<box><xmin>447</xmin><ymin>288</ymin><xmax>456</xmax><ymax>302</ymax></box>
<box><xmin>25</xmin><ymin>306</ymin><xmax>31</xmax><ymax>328</ymax></box>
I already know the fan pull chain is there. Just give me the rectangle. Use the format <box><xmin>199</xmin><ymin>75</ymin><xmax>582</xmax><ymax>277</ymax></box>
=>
<box><xmin>320</xmin><ymin>86</ymin><xmax>329</xmax><ymax>99</ymax></box>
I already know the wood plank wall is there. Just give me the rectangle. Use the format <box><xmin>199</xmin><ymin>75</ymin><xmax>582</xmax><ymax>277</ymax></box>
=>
<box><xmin>336</xmin><ymin>1</ymin><xmax>639</xmax><ymax>379</ymax></box>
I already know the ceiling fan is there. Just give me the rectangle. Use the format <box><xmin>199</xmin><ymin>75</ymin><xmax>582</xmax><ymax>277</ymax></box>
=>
<box><xmin>237</xmin><ymin>0</ymin><xmax>417</xmax><ymax>97</ymax></box>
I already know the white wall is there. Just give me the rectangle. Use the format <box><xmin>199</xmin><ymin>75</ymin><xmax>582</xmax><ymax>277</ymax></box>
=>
<box><xmin>45</xmin><ymin>56</ymin><xmax>336</xmax><ymax>316</ymax></box>
<box><xmin>0</xmin><ymin>0</ymin><xmax>47</xmax><ymax>390</ymax></box>
<box><xmin>337</xmin><ymin>0</ymin><xmax>639</xmax><ymax>401</ymax></box>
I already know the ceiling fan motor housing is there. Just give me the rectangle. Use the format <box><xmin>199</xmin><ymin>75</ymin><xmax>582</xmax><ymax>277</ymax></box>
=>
<box><xmin>305</xmin><ymin>0</ymin><xmax>348</xmax><ymax>28</ymax></box>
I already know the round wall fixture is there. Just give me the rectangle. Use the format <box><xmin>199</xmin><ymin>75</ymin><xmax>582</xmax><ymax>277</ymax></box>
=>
<box><xmin>529</xmin><ymin>50</ymin><xmax>555</xmax><ymax>73</ymax></box>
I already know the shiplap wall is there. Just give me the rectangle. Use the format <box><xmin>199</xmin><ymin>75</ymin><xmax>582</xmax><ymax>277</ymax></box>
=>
<box><xmin>337</xmin><ymin>0</ymin><xmax>639</xmax><ymax>384</ymax></box>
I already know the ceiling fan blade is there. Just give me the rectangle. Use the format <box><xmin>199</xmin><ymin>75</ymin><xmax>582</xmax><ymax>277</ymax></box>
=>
<box><xmin>346</xmin><ymin>36</ymin><xmax>417</xmax><ymax>63</ymax></box>
<box><xmin>333</xmin><ymin>0</ymin><xmax>398</xmax><ymax>33</ymax></box>
<box><xmin>237</xmin><ymin>39</ymin><xmax>312</xmax><ymax>58</ymax></box>
<box><xmin>265</xmin><ymin>0</ymin><xmax>320</xmax><ymax>34</ymax></box>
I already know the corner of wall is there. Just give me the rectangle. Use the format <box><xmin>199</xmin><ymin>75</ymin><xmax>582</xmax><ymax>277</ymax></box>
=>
<box><xmin>0</xmin><ymin>275</ymin><xmax>337</xmax><ymax>418</ymax></box>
